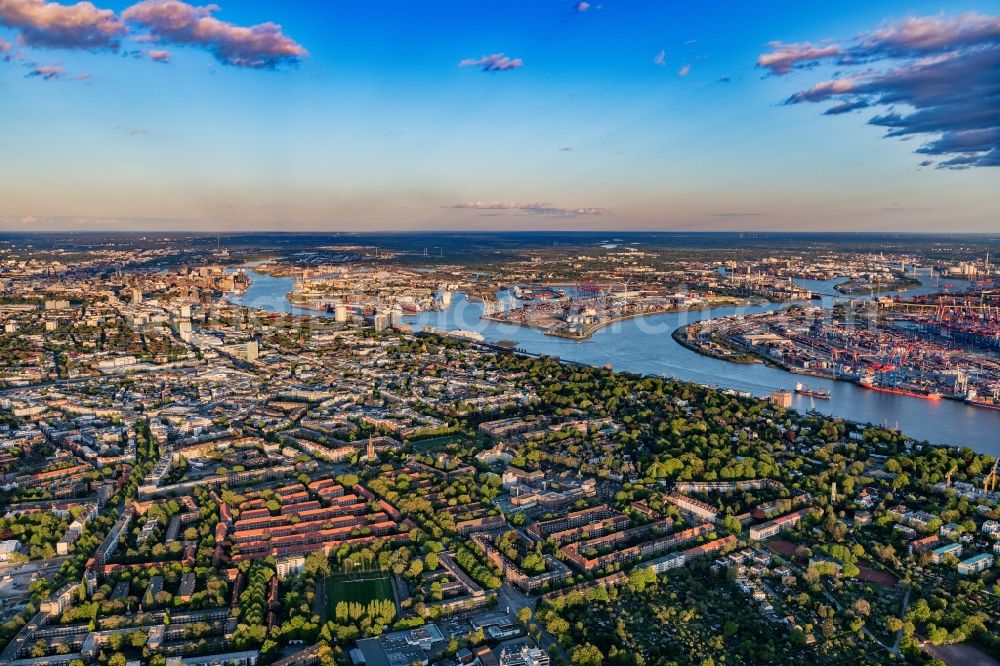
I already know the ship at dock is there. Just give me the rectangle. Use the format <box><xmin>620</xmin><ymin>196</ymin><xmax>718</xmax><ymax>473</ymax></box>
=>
<box><xmin>795</xmin><ymin>382</ymin><xmax>830</xmax><ymax>399</ymax></box>
<box><xmin>857</xmin><ymin>375</ymin><xmax>942</xmax><ymax>400</ymax></box>
<box><xmin>512</xmin><ymin>284</ymin><xmax>564</xmax><ymax>301</ymax></box>
<box><xmin>448</xmin><ymin>329</ymin><xmax>486</xmax><ymax>342</ymax></box>
<box><xmin>965</xmin><ymin>389</ymin><xmax>1000</xmax><ymax>411</ymax></box>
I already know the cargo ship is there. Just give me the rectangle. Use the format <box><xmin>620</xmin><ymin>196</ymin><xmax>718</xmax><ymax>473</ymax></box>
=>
<box><xmin>858</xmin><ymin>376</ymin><xmax>942</xmax><ymax>400</ymax></box>
<box><xmin>965</xmin><ymin>391</ymin><xmax>1000</xmax><ymax>411</ymax></box>
<box><xmin>967</xmin><ymin>397</ymin><xmax>1000</xmax><ymax>411</ymax></box>
<box><xmin>795</xmin><ymin>382</ymin><xmax>830</xmax><ymax>399</ymax></box>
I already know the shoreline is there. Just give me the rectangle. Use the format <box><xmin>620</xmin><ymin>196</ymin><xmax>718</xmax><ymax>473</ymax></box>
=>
<box><xmin>674</xmin><ymin>325</ymin><xmax>991</xmax><ymax>411</ymax></box>
<box><xmin>482</xmin><ymin>300</ymin><xmax>756</xmax><ymax>341</ymax></box>
<box><xmin>467</xmin><ymin>329</ymin><xmax>991</xmax><ymax>457</ymax></box>
<box><xmin>546</xmin><ymin>307</ymin><xmax>681</xmax><ymax>340</ymax></box>
<box><xmin>670</xmin><ymin>325</ymin><xmax>761</xmax><ymax>365</ymax></box>
<box><xmin>834</xmin><ymin>277</ymin><xmax>922</xmax><ymax>295</ymax></box>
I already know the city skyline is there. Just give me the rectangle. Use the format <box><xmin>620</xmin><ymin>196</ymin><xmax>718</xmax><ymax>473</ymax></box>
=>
<box><xmin>2</xmin><ymin>0</ymin><xmax>999</xmax><ymax>232</ymax></box>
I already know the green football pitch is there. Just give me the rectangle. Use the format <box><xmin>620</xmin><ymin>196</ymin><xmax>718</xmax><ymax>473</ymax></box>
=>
<box><xmin>324</xmin><ymin>573</ymin><xmax>393</xmax><ymax>615</ymax></box>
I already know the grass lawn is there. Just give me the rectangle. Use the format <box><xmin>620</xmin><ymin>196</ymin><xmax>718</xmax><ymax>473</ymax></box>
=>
<box><xmin>324</xmin><ymin>573</ymin><xmax>394</xmax><ymax>616</ymax></box>
<box><xmin>408</xmin><ymin>434</ymin><xmax>473</xmax><ymax>452</ymax></box>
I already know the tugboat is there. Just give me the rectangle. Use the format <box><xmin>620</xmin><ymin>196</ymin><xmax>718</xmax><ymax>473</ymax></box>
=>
<box><xmin>795</xmin><ymin>382</ymin><xmax>831</xmax><ymax>399</ymax></box>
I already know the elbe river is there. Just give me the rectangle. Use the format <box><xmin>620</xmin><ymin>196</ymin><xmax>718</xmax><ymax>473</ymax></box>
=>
<box><xmin>230</xmin><ymin>268</ymin><xmax>1000</xmax><ymax>456</ymax></box>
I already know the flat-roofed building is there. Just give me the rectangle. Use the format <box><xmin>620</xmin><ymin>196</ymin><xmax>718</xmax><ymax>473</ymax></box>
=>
<box><xmin>931</xmin><ymin>542</ymin><xmax>963</xmax><ymax>563</ymax></box>
<box><xmin>178</xmin><ymin>572</ymin><xmax>196</xmax><ymax>601</ymax></box>
<box><xmin>748</xmin><ymin>508</ymin><xmax>811</xmax><ymax>541</ymax></box>
<box><xmin>957</xmin><ymin>553</ymin><xmax>994</xmax><ymax>575</ymax></box>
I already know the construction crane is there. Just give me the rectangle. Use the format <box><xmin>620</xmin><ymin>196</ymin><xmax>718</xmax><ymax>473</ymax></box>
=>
<box><xmin>946</xmin><ymin>463</ymin><xmax>958</xmax><ymax>487</ymax></box>
<box><xmin>984</xmin><ymin>460</ymin><xmax>999</xmax><ymax>494</ymax></box>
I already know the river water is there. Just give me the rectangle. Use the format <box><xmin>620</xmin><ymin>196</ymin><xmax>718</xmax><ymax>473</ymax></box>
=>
<box><xmin>229</xmin><ymin>269</ymin><xmax>999</xmax><ymax>455</ymax></box>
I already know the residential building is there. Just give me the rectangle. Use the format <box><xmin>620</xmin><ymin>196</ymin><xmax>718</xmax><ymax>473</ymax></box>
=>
<box><xmin>957</xmin><ymin>553</ymin><xmax>994</xmax><ymax>575</ymax></box>
<box><xmin>931</xmin><ymin>542</ymin><xmax>963</xmax><ymax>563</ymax></box>
<box><xmin>748</xmin><ymin>508</ymin><xmax>812</xmax><ymax>541</ymax></box>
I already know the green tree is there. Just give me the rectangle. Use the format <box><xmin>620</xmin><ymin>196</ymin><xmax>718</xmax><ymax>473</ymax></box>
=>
<box><xmin>722</xmin><ymin>515</ymin><xmax>742</xmax><ymax>535</ymax></box>
<box><xmin>571</xmin><ymin>643</ymin><xmax>605</xmax><ymax>666</ymax></box>
<box><xmin>628</xmin><ymin>567</ymin><xmax>657</xmax><ymax>593</ymax></box>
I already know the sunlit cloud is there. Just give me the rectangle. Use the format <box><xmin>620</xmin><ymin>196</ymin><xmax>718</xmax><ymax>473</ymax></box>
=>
<box><xmin>757</xmin><ymin>41</ymin><xmax>842</xmax><ymax>75</ymax></box>
<box><xmin>783</xmin><ymin>77</ymin><xmax>856</xmax><ymax>103</ymax></box>
<box><xmin>147</xmin><ymin>48</ymin><xmax>170</xmax><ymax>62</ymax></box>
<box><xmin>0</xmin><ymin>0</ymin><xmax>126</xmax><ymax>50</ymax></box>
<box><xmin>854</xmin><ymin>13</ymin><xmax>1000</xmax><ymax>57</ymax></box>
<box><xmin>765</xmin><ymin>12</ymin><xmax>1000</xmax><ymax>168</ymax></box>
<box><xmin>25</xmin><ymin>63</ymin><xmax>64</xmax><ymax>78</ymax></box>
<box><xmin>458</xmin><ymin>53</ymin><xmax>522</xmax><ymax>72</ymax></box>
<box><xmin>122</xmin><ymin>0</ymin><xmax>307</xmax><ymax>69</ymax></box>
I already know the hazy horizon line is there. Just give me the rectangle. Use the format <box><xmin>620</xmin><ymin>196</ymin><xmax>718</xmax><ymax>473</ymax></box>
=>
<box><xmin>2</xmin><ymin>229</ymin><xmax>1000</xmax><ymax>237</ymax></box>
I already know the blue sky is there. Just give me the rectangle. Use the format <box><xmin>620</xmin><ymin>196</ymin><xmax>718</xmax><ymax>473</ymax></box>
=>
<box><xmin>1</xmin><ymin>0</ymin><xmax>998</xmax><ymax>231</ymax></box>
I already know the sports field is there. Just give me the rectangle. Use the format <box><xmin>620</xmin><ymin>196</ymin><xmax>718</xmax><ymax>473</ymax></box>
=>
<box><xmin>409</xmin><ymin>433</ymin><xmax>470</xmax><ymax>451</ymax></box>
<box><xmin>324</xmin><ymin>573</ymin><xmax>393</xmax><ymax>616</ymax></box>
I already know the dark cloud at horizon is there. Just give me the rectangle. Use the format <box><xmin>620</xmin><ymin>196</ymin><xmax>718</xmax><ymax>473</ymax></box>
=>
<box><xmin>447</xmin><ymin>201</ymin><xmax>606</xmax><ymax>217</ymax></box>
<box><xmin>759</xmin><ymin>13</ymin><xmax>1000</xmax><ymax>168</ymax></box>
